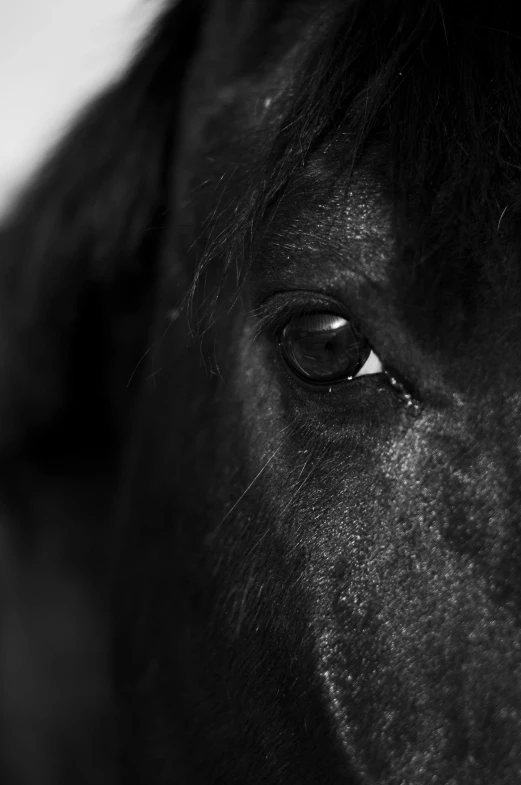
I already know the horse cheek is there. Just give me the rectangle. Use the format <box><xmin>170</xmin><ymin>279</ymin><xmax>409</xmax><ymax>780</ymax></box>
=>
<box><xmin>311</xmin><ymin>415</ymin><xmax>521</xmax><ymax>782</ymax></box>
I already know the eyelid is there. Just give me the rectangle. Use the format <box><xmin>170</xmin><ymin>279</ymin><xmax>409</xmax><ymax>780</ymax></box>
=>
<box><xmin>251</xmin><ymin>291</ymin><xmax>356</xmax><ymax>343</ymax></box>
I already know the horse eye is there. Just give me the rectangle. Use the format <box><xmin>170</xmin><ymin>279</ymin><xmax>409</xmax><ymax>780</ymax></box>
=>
<box><xmin>280</xmin><ymin>312</ymin><xmax>382</xmax><ymax>384</ymax></box>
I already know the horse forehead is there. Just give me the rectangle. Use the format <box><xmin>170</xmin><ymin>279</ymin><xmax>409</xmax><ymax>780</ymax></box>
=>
<box><xmin>255</xmin><ymin>151</ymin><xmax>394</xmax><ymax>286</ymax></box>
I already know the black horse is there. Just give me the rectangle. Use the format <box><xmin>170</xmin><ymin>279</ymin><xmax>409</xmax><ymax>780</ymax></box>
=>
<box><xmin>1</xmin><ymin>1</ymin><xmax>521</xmax><ymax>783</ymax></box>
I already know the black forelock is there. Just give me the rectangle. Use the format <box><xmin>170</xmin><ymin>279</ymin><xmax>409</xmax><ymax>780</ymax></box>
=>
<box><xmin>193</xmin><ymin>0</ymin><xmax>521</xmax><ymax>329</ymax></box>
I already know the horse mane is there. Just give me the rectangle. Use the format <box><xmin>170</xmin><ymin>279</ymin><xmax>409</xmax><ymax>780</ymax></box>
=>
<box><xmin>0</xmin><ymin>0</ymin><xmax>207</xmax><ymax>455</ymax></box>
<box><xmin>0</xmin><ymin>3</ymin><xmax>206</xmax><ymax>783</ymax></box>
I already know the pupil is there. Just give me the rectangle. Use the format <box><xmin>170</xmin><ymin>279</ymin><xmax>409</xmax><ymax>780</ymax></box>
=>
<box><xmin>281</xmin><ymin>313</ymin><xmax>369</xmax><ymax>383</ymax></box>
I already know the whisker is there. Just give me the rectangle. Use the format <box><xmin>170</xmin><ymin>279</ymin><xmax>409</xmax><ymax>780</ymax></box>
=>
<box><xmin>278</xmin><ymin>445</ymin><xmax>331</xmax><ymax>522</ymax></box>
<box><xmin>498</xmin><ymin>204</ymin><xmax>509</xmax><ymax>231</ymax></box>
<box><xmin>127</xmin><ymin>343</ymin><xmax>156</xmax><ymax>388</ymax></box>
<box><xmin>207</xmin><ymin>425</ymin><xmax>292</xmax><ymax>543</ymax></box>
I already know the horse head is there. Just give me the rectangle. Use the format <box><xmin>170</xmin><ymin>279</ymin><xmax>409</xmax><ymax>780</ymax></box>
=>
<box><xmin>2</xmin><ymin>1</ymin><xmax>521</xmax><ymax>783</ymax></box>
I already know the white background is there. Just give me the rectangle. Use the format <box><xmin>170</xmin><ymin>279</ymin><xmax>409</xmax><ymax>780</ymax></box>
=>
<box><xmin>0</xmin><ymin>0</ymin><xmax>165</xmax><ymax>217</ymax></box>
